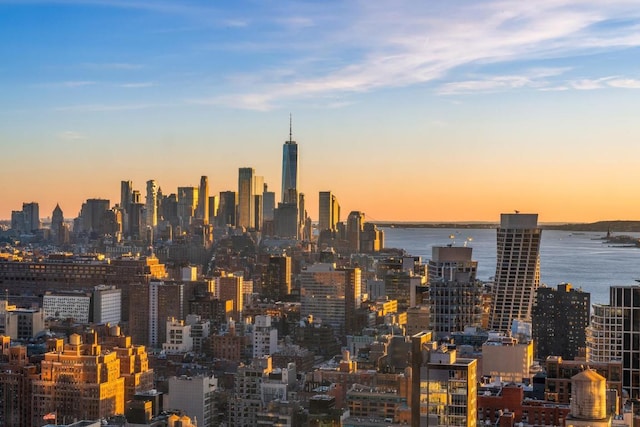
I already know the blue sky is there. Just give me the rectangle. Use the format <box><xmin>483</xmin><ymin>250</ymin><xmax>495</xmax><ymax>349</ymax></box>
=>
<box><xmin>2</xmin><ymin>0</ymin><xmax>640</xmax><ymax>222</ymax></box>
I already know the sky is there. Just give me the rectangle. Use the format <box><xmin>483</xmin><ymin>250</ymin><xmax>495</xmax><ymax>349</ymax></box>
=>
<box><xmin>2</xmin><ymin>0</ymin><xmax>640</xmax><ymax>223</ymax></box>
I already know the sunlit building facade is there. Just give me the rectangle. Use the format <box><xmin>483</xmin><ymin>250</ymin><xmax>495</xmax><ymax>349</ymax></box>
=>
<box><xmin>489</xmin><ymin>213</ymin><xmax>541</xmax><ymax>333</ymax></box>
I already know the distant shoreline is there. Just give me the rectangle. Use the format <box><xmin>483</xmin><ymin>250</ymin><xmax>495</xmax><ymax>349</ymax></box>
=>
<box><xmin>374</xmin><ymin>220</ymin><xmax>640</xmax><ymax>232</ymax></box>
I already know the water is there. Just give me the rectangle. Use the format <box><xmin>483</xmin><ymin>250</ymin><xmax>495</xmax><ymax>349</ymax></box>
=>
<box><xmin>382</xmin><ymin>227</ymin><xmax>640</xmax><ymax>305</ymax></box>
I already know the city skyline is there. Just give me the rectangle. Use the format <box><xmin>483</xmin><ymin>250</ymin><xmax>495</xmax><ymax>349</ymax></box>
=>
<box><xmin>3</xmin><ymin>1</ymin><xmax>640</xmax><ymax>222</ymax></box>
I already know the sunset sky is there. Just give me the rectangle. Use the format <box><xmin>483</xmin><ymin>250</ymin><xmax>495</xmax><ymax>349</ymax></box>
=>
<box><xmin>2</xmin><ymin>1</ymin><xmax>640</xmax><ymax>223</ymax></box>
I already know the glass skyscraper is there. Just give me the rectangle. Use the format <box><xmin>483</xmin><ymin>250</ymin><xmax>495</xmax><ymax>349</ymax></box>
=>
<box><xmin>281</xmin><ymin>127</ymin><xmax>298</xmax><ymax>204</ymax></box>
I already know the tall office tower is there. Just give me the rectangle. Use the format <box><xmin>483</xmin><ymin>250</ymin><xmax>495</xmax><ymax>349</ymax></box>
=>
<box><xmin>238</xmin><ymin>167</ymin><xmax>255</xmax><ymax>229</ymax></box>
<box><xmin>120</xmin><ymin>181</ymin><xmax>132</xmax><ymax>236</ymax></box>
<box><xmin>254</xmin><ymin>175</ymin><xmax>264</xmax><ymax>230</ymax></box>
<box><xmin>80</xmin><ymin>198</ymin><xmax>110</xmax><ymax>234</ymax></box>
<box><xmin>217</xmin><ymin>273</ymin><xmax>244</xmax><ymax>321</ymax></box>
<box><xmin>488</xmin><ymin>213</ymin><xmax>541</xmax><ymax>333</ymax></box>
<box><xmin>428</xmin><ymin>246</ymin><xmax>483</xmax><ymax>338</ymax></box>
<box><xmin>197</xmin><ymin>175</ymin><xmax>210</xmax><ymax>224</ymax></box>
<box><xmin>252</xmin><ymin>315</ymin><xmax>278</xmax><ymax>358</ymax></box>
<box><xmin>411</xmin><ymin>332</ymin><xmax>477</xmax><ymax>427</ymax></box>
<box><xmin>254</xmin><ymin>194</ymin><xmax>263</xmax><ymax>231</ymax></box>
<box><xmin>217</xmin><ymin>191</ymin><xmax>237</xmax><ymax>227</ymax></box>
<box><xmin>145</xmin><ymin>179</ymin><xmax>158</xmax><ymax>230</ymax></box>
<box><xmin>10</xmin><ymin>210</ymin><xmax>25</xmax><ymax>232</ymax></box>
<box><xmin>159</xmin><ymin>193</ymin><xmax>178</xmax><ymax>229</ymax></box>
<box><xmin>299</xmin><ymin>193</ymin><xmax>310</xmax><ymax>240</ymax></box>
<box><xmin>177</xmin><ymin>186</ymin><xmax>198</xmax><ymax>228</ymax></box>
<box><xmin>208</xmin><ymin>195</ymin><xmax>219</xmax><ymax>222</ymax></box>
<box><xmin>261</xmin><ymin>255</ymin><xmax>292</xmax><ymax>301</ymax></box>
<box><xmin>299</xmin><ymin>263</ymin><xmax>361</xmax><ymax>336</ymax></box>
<box><xmin>532</xmin><ymin>283</ymin><xmax>590</xmax><ymax>361</ymax></box>
<box><xmin>281</xmin><ymin>117</ymin><xmax>298</xmax><ymax>204</ymax></box>
<box><xmin>331</xmin><ymin>195</ymin><xmax>340</xmax><ymax>230</ymax></box>
<box><xmin>273</xmin><ymin>202</ymin><xmax>298</xmax><ymax>238</ymax></box>
<box><xmin>360</xmin><ymin>223</ymin><xmax>384</xmax><ymax>252</ymax></box>
<box><xmin>121</xmin><ymin>180</ymin><xmax>133</xmax><ymax>212</ymax></box>
<box><xmin>318</xmin><ymin>191</ymin><xmax>334</xmax><ymax>231</ymax></box>
<box><xmin>128</xmin><ymin>281</ymin><xmax>186</xmax><ymax>348</ymax></box>
<box><xmin>128</xmin><ymin>202</ymin><xmax>145</xmax><ymax>239</ymax></box>
<box><xmin>22</xmin><ymin>202</ymin><xmax>40</xmax><ymax>232</ymax></box>
<box><xmin>263</xmin><ymin>186</ymin><xmax>276</xmax><ymax>225</ymax></box>
<box><xmin>347</xmin><ymin>211</ymin><xmax>365</xmax><ymax>252</ymax></box>
<box><xmin>586</xmin><ymin>286</ymin><xmax>640</xmax><ymax>398</ymax></box>
<box><xmin>51</xmin><ymin>203</ymin><xmax>64</xmax><ymax>243</ymax></box>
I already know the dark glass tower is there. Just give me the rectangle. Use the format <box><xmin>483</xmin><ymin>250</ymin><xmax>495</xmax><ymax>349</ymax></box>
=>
<box><xmin>281</xmin><ymin>116</ymin><xmax>298</xmax><ymax>204</ymax></box>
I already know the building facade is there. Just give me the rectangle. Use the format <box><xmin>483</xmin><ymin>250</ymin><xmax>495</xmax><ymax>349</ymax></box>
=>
<box><xmin>532</xmin><ymin>283</ymin><xmax>590</xmax><ymax>360</ymax></box>
<box><xmin>586</xmin><ymin>285</ymin><xmax>640</xmax><ymax>398</ymax></box>
<box><xmin>428</xmin><ymin>246</ymin><xmax>483</xmax><ymax>338</ymax></box>
<box><xmin>489</xmin><ymin>213</ymin><xmax>541</xmax><ymax>332</ymax></box>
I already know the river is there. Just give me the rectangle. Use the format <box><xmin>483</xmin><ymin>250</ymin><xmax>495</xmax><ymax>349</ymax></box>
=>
<box><xmin>382</xmin><ymin>227</ymin><xmax>640</xmax><ymax>305</ymax></box>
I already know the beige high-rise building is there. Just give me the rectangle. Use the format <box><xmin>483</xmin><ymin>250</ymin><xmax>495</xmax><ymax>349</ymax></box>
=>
<box><xmin>489</xmin><ymin>213</ymin><xmax>541</xmax><ymax>333</ymax></box>
<box><xmin>299</xmin><ymin>263</ymin><xmax>361</xmax><ymax>335</ymax></box>
<box><xmin>318</xmin><ymin>191</ymin><xmax>336</xmax><ymax>232</ymax></box>
<box><xmin>145</xmin><ymin>179</ymin><xmax>158</xmax><ymax>230</ymax></box>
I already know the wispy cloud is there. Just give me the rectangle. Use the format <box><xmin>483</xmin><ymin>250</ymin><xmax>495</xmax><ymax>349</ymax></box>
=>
<box><xmin>607</xmin><ymin>78</ymin><xmax>640</xmax><ymax>88</ymax></box>
<box><xmin>57</xmin><ymin>131</ymin><xmax>85</xmax><ymax>141</ymax></box>
<box><xmin>54</xmin><ymin>103</ymin><xmax>172</xmax><ymax>112</ymax></box>
<box><xmin>82</xmin><ymin>62</ymin><xmax>143</xmax><ymax>70</ymax></box>
<box><xmin>438</xmin><ymin>68</ymin><xmax>571</xmax><ymax>95</ymax></box>
<box><xmin>118</xmin><ymin>82</ymin><xmax>155</xmax><ymax>88</ymax></box>
<box><xmin>202</xmin><ymin>1</ymin><xmax>640</xmax><ymax>109</ymax></box>
<box><xmin>36</xmin><ymin>80</ymin><xmax>97</xmax><ymax>88</ymax></box>
<box><xmin>12</xmin><ymin>1</ymin><xmax>640</xmax><ymax>110</ymax></box>
<box><xmin>568</xmin><ymin>77</ymin><xmax>614</xmax><ymax>90</ymax></box>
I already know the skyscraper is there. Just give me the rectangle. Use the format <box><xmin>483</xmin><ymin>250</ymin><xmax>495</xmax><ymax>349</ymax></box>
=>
<box><xmin>532</xmin><ymin>283</ymin><xmax>590</xmax><ymax>361</ymax></box>
<box><xmin>177</xmin><ymin>186</ymin><xmax>198</xmax><ymax>228</ymax></box>
<box><xmin>51</xmin><ymin>204</ymin><xmax>66</xmax><ymax>244</ymax></box>
<box><xmin>347</xmin><ymin>211</ymin><xmax>365</xmax><ymax>252</ymax></box>
<box><xmin>299</xmin><ymin>263</ymin><xmax>361</xmax><ymax>336</ymax></box>
<box><xmin>197</xmin><ymin>175</ymin><xmax>209</xmax><ymax>225</ymax></box>
<box><xmin>489</xmin><ymin>213</ymin><xmax>541</xmax><ymax>333</ymax></box>
<box><xmin>428</xmin><ymin>246</ymin><xmax>483</xmax><ymax>338</ymax></box>
<box><xmin>281</xmin><ymin>117</ymin><xmax>298</xmax><ymax>204</ymax></box>
<box><xmin>261</xmin><ymin>255</ymin><xmax>291</xmax><ymax>301</ymax></box>
<box><xmin>20</xmin><ymin>202</ymin><xmax>40</xmax><ymax>232</ymax></box>
<box><xmin>318</xmin><ymin>191</ymin><xmax>334</xmax><ymax>232</ymax></box>
<box><xmin>121</xmin><ymin>180</ymin><xmax>133</xmax><ymax>213</ymax></box>
<box><xmin>238</xmin><ymin>167</ymin><xmax>255</xmax><ymax>229</ymax></box>
<box><xmin>145</xmin><ymin>179</ymin><xmax>158</xmax><ymax>230</ymax></box>
<box><xmin>587</xmin><ymin>285</ymin><xmax>640</xmax><ymax>398</ymax></box>
<box><xmin>217</xmin><ymin>191</ymin><xmax>237</xmax><ymax>227</ymax></box>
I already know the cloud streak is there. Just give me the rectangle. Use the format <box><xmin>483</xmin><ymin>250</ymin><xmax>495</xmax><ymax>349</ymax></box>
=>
<box><xmin>203</xmin><ymin>1</ymin><xmax>640</xmax><ymax>109</ymax></box>
<box><xmin>53</xmin><ymin>103</ymin><xmax>172</xmax><ymax>112</ymax></box>
<box><xmin>57</xmin><ymin>131</ymin><xmax>85</xmax><ymax>141</ymax></box>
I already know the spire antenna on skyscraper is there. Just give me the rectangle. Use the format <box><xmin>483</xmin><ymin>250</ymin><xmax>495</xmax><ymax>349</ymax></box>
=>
<box><xmin>289</xmin><ymin>113</ymin><xmax>293</xmax><ymax>143</ymax></box>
